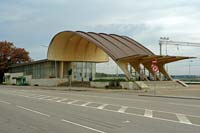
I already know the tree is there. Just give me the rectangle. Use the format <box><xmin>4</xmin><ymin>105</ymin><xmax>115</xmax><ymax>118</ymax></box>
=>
<box><xmin>0</xmin><ymin>41</ymin><xmax>31</xmax><ymax>83</ymax></box>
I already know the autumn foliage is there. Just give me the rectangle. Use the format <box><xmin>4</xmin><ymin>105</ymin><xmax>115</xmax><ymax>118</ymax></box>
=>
<box><xmin>0</xmin><ymin>41</ymin><xmax>31</xmax><ymax>83</ymax></box>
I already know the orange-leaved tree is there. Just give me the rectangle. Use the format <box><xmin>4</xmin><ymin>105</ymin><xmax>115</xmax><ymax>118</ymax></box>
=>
<box><xmin>0</xmin><ymin>41</ymin><xmax>31</xmax><ymax>83</ymax></box>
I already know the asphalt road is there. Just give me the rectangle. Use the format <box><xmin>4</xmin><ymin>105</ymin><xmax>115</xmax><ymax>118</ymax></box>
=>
<box><xmin>0</xmin><ymin>86</ymin><xmax>200</xmax><ymax>133</ymax></box>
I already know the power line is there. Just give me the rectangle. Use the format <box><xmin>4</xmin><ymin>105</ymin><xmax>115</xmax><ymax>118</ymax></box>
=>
<box><xmin>159</xmin><ymin>37</ymin><xmax>200</xmax><ymax>55</ymax></box>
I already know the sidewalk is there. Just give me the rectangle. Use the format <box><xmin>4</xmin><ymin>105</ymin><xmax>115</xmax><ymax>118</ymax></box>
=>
<box><xmin>139</xmin><ymin>94</ymin><xmax>200</xmax><ymax>100</ymax></box>
<box><xmin>0</xmin><ymin>85</ymin><xmax>144</xmax><ymax>93</ymax></box>
<box><xmin>139</xmin><ymin>85</ymin><xmax>200</xmax><ymax>100</ymax></box>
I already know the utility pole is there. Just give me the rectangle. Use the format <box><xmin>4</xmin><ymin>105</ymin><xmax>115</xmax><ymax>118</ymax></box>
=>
<box><xmin>159</xmin><ymin>38</ymin><xmax>200</xmax><ymax>78</ymax></box>
<box><xmin>159</xmin><ymin>38</ymin><xmax>200</xmax><ymax>56</ymax></box>
<box><xmin>159</xmin><ymin>37</ymin><xmax>169</xmax><ymax>55</ymax></box>
<box><xmin>189</xmin><ymin>60</ymin><xmax>193</xmax><ymax>75</ymax></box>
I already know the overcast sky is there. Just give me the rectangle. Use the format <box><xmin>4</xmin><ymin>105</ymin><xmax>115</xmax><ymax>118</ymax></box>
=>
<box><xmin>0</xmin><ymin>0</ymin><xmax>200</xmax><ymax>75</ymax></box>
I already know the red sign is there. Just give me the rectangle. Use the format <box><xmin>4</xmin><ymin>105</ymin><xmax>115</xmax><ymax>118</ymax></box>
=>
<box><xmin>151</xmin><ymin>64</ymin><xmax>159</xmax><ymax>72</ymax></box>
<box><xmin>151</xmin><ymin>58</ymin><xmax>159</xmax><ymax>72</ymax></box>
<box><xmin>152</xmin><ymin>58</ymin><xmax>157</xmax><ymax>64</ymax></box>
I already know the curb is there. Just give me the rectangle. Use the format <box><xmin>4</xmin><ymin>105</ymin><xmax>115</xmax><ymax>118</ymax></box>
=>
<box><xmin>138</xmin><ymin>94</ymin><xmax>200</xmax><ymax>100</ymax></box>
<box><xmin>0</xmin><ymin>85</ymin><xmax>143</xmax><ymax>93</ymax></box>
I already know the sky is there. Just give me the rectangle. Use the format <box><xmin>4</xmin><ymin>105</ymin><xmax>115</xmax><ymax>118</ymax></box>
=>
<box><xmin>0</xmin><ymin>0</ymin><xmax>200</xmax><ymax>75</ymax></box>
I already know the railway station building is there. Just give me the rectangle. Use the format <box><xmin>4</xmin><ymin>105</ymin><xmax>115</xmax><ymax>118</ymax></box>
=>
<box><xmin>4</xmin><ymin>31</ymin><xmax>191</xmax><ymax>87</ymax></box>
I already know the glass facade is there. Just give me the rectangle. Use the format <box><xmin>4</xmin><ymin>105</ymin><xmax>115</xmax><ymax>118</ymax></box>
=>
<box><xmin>9</xmin><ymin>60</ymin><xmax>95</xmax><ymax>81</ymax></box>
<box><xmin>72</xmin><ymin>62</ymin><xmax>94</xmax><ymax>81</ymax></box>
<box><xmin>10</xmin><ymin>61</ymin><xmax>56</xmax><ymax>79</ymax></box>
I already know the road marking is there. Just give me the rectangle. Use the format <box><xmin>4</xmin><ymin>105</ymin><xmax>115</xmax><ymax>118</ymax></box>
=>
<box><xmin>67</xmin><ymin>100</ymin><xmax>79</xmax><ymax>104</ymax></box>
<box><xmin>20</xmin><ymin>95</ymin><xmax>29</xmax><ymax>98</ymax></box>
<box><xmin>15</xmin><ymin>94</ymin><xmax>31</xmax><ymax>97</ymax></box>
<box><xmin>16</xmin><ymin>105</ymin><xmax>50</xmax><ymax>117</ymax></box>
<box><xmin>0</xmin><ymin>100</ymin><xmax>11</xmax><ymax>104</ymax></box>
<box><xmin>9</xmin><ymin>92</ymin><xmax>200</xmax><ymax>125</ymax></box>
<box><xmin>15</xmin><ymin>92</ymin><xmax>200</xmax><ymax>119</ymax></box>
<box><xmin>176</xmin><ymin>114</ymin><xmax>192</xmax><ymax>124</ymax></box>
<box><xmin>118</xmin><ymin>106</ymin><xmax>128</xmax><ymax>113</ymax></box>
<box><xmin>20</xmin><ymin>93</ymin><xmax>38</xmax><ymax>97</ymax></box>
<box><xmin>122</xmin><ymin>120</ymin><xmax>130</xmax><ymax>123</ymax></box>
<box><xmin>56</xmin><ymin>98</ymin><xmax>68</xmax><ymax>102</ymax></box>
<box><xmin>1</xmin><ymin>90</ymin><xmax>200</xmax><ymax>127</ymax></box>
<box><xmin>81</xmin><ymin>102</ymin><xmax>92</xmax><ymax>106</ymax></box>
<box><xmin>169</xmin><ymin>102</ymin><xmax>200</xmax><ymax>108</ymax></box>
<box><xmin>21</xmin><ymin>94</ymin><xmax>38</xmax><ymax>98</ymax></box>
<box><xmin>38</xmin><ymin>96</ymin><xmax>52</xmax><ymax>99</ymax></box>
<box><xmin>30</xmin><ymin>95</ymin><xmax>46</xmax><ymax>98</ymax></box>
<box><xmin>51</xmin><ymin>92</ymin><xmax>151</xmax><ymax>103</ymax></box>
<box><xmin>62</xmin><ymin>119</ymin><xmax>106</xmax><ymax>133</ymax></box>
<box><xmin>102</xmin><ymin>107</ymin><xmax>200</xmax><ymax>127</ymax></box>
<box><xmin>97</xmin><ymin>104</ymin><xmax>108</xmax><ymax>109</ymax></box>
<box><xmin>144</xmin><ymin>109</ymin><xmax>153</xmax><ymax>118</ymax></box>
<box><xmin>46</xmin><ymin>97</ymin><xmax>60</xmax><ymax>101</ymax></box>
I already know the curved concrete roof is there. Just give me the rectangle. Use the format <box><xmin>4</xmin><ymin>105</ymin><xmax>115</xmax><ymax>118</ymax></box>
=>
<box><xmin>47</xmin><ymin>31</ymin><xmax>154</xmax><ymax>62</ymax></box>
<box><xmin>47</xmin><ymin>30</ymin><xmax>193</xmax><ymax>80</ymax></box>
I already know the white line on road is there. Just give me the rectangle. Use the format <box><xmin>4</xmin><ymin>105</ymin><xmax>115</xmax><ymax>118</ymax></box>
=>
<box><xmin>16</xmin><ymin>92</ymin><xmax>200</xmax><ymax>119</ymax></box>
<box><xmin>144</xmin><ymin>109</ymin><xmax>153</xmax><ymax>118</ymax></box>
<box><xmin>2</xmin><ymin>90</ymin><xmax>200</xmax><ymax>127</ymax></box>
<box><xmin>81</xmin><ymin>102</ymin><xmax>92</xmax><ymax>106</ymax></box>
<box><xmin>51</xmin><ymin>92</ymin><xmax>150</xmax><ymax>103</ymax></box>
<box><xmin>38</xmin><ymin>96</ymin><xmax>52</xmax><ymax>99</ymax></box>
<box><xmin>46</xmin><ymin>97</ymin><xmax>60</xmax><ymax>101</ymax></box>
<box><xmin>9</xmin><ymin>91</ymin><xmax>200</xmax><ymax>124</ymax></box>
<box><xmin>56</xmin><ymin>98</ymin><xmax>68</xmax><ymax>102</ymax></box>
<box><xmin>30</xmin><ymin>95</ymin><xmax>46</xmax><ymax>98</ymax></box>
<box><xmin>21</xmin><ymin>93</ymin><xmax>38</xmax><ymax>97</ymax></box>
<box><xmin>176</xmin><ymin>114</ymin><xmax>192</xmax><ymax>124</ymax></box>
<box><xmin>118</xmin><ymin>106</ymin><xmax>128</xmax><ymax>113</ymax></box>
<box><xmin>97</xmin><ymin>104</ymin><xmax>108</xmax><ymax>109</ymax></box>
<box><xmin>169</xmin><ymin>102</ymin><xmax>200</xmax><ymax>108</ymax></box>
<box><xmin>61</xmin><ymin>119</ymin><xmax>106</xmax><ymax>133</ymax></box>
<box><xmin>20</xmin><ymin>93</ymin><xmax>37</xmax><ymax>97</ymax></box>
<box><xmin>70</xmin><ymin>103</ymin><xmax>200</xmax><ymax>127</ymax></box>
<box><xmin>67</xmin><ymin>100</ymin><xmax>79</xmax><ymax>104</ymax></box>
<box><xmin>15</xmin><ymin>94</ymin><xmax>31</xmax><ymax>97</ymax></box>
<box><xmin>16</xmin><ymin>105</ymin><xmax>50</xmax><ymax>117</ymax></box>
<box><xmin>0</xmin><ymin>100</ymin><xmax>11</xmax><ymax>104</ymax></box>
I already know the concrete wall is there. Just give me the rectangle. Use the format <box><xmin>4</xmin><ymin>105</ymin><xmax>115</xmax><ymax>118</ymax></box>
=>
<box><xmin>90</xmin><ymin>81</ymin><xmax>140</xmax><ymax>89</ymax></box>
<box><xmin>24</xmin><ymin>75</ymin><xmax>32</xmax><ymax>85</ymax></box>
<box><xmin>5</xmin><ymin>72</ymin><xmax>68</xmax><ymax>87</ymax></box>
<box><xmin>90</xmin><ymin>81</ymin><xmax>109</xmax><ymax>88</ymax></box>
<box><xmin>30</xmin><ymin>78</ymin><xmax>68</xmax><ymax>87</ymax></box>
<box><xmin>120</xmin><ymin>82</ymin><xmax>140</xmax><ymax>90</ymax></box>
<box><xmin>4</xmin><ymin>72</ymin><xmax>23</xmax><ymax>85</ymax></box>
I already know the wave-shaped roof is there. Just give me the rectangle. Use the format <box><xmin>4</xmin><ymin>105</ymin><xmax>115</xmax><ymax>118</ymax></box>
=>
<box><xmin>47</xmin><ymin>31</ymin><xmax>155</xmax><ymax>62</ymax></box>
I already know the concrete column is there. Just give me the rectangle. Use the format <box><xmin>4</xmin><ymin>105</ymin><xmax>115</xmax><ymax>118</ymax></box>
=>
<box><xmin>130</xmin><ymin>61</ymin><xmax>148</xmax><ymax>81</ymax></box>
<box><xmin>117</xmin><ymin>61</ymin><xmax>133</xmax><ymax>80</ymax></box>
<box><xmin>158</xmin><ymin>64</ymin><xmax>173</xmax><ymax>80</ymax></box>
<box><xmin>82</xmin><ymin>62</ymin><xmax>85</xmax><ymax>81</ymax></box>
<box><xmin>59</xmin><ymin>61</ymin><xmax>64</xmax><ymax>78</ymax></box>
<box><xmin>91</xmin><ymin>63</ymin><xmax>96</xmax><ymax>80</ymax></box>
